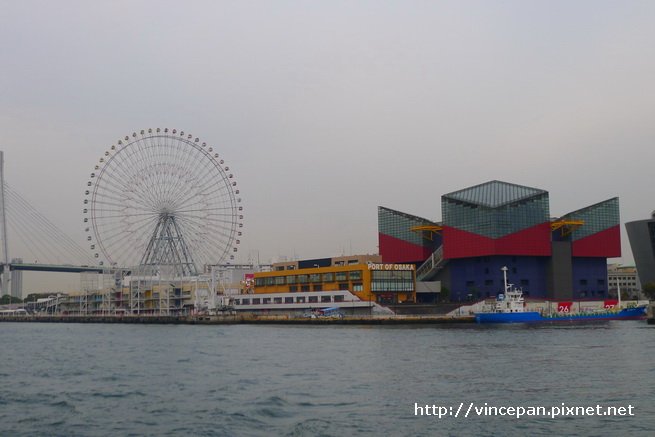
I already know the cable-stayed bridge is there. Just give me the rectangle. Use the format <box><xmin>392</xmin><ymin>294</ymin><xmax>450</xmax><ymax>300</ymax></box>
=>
<box><xmin>0</xmin><ymin>152</ymin><xmax>109</xmax><ymax>297</ymax></box>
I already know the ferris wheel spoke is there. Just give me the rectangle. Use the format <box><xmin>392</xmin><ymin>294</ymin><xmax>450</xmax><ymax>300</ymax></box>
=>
<box><xmin>117</xmin><ymin>144</ymin><xmax>165</xmax><ymax>207</ymax></box>
<box><xmin>94</xmin><ymin>218</ymin><xmax>160</xmax><ymax>265</ymax></box>
<box><xmin>175</xmin><ymin>214</ymin><xmax>238</xmax><ymax>247</ymax></box>
<box><xmin>173</xmin><ymin>189</ymin><xmax>234</xmax><ymax>213</ymax></box>
<box><xmin>97</xmin><ymin>156</ymin><xmax>162</xmax><ymax>213</ymax></box>
<box><xmin>157</xmin><ymin>139</ymin><xmax>201</xmax><ymax>203</ymax></box>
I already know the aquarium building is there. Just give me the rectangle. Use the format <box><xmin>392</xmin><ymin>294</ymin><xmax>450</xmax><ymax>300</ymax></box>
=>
<box><xmin>378</xmin><ymin>180</ymin><xmax>620</xmax><ymax>301</ymax></box>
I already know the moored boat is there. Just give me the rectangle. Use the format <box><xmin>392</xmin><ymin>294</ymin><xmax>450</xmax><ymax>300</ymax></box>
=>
<box><xmin>475</xmin><ymin>267</ymin><xmax>647</xmax><ymax>324</ymax></box>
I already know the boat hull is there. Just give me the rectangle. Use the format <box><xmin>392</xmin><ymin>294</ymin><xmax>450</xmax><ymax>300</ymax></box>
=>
<box><xmin>475</xmin><ymin>307</ymin><xmax>647</xmax><ymax>324</ymax></box>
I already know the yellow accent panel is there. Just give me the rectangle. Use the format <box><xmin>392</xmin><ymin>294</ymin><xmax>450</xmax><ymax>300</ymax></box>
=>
<box><xmin>410</xmin><ymin>225</ymin><xmax>442</xmax><ymax>241</ymax></box>
<box><xmin>550</xmin><ymin>219</ymin><xmax>584</xmax><ymax>236</ymax></box>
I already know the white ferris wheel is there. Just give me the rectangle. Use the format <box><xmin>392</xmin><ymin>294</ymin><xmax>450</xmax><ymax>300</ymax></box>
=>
<box><xmin>83</xmin><ymin>128</ymin><xmax>243</xmax><ymax>275</ymax></box>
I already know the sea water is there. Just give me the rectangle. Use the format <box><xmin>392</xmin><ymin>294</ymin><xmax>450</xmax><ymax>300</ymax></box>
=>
<box><xmin>0</xmin><ymin>322</ymin><xmax>653</xmax><ymax>436</ymax></box>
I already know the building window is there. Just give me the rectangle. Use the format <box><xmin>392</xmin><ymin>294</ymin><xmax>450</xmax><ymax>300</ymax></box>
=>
<box><xmin>242</xmin><ymin>299</ymin><xmax>250</xmax><ymax>305</ymax></box>
<box><xmin>287</xmin><ymin>275</ymin><xmax>297</xmax><ymax>285</ymax></box>
<box><xmin>308</xmin><ymin>296</ymin><xmax>318</xmax><ymax>303</ymax></box>
<box><xmin>338</xmin><ymin>283</ymin><xmax>349</xmax><ymax>290</ymax></box>
<box><xmin>298</xmin><ymin>275</ymin><xmax>308</xmax><ymax>284</ymax></box>
<box><xmin>313</xmin><ymin>284</ymin><xmax>323</xmax><ymax>291</ymax></box>
<box><xmin>334</xmin><ymin>295</ymin><xmax>344</xmax><ymax>302</ymax></box>
<box><xmin>310</xmin><ymin>274</ymin><xmax>321</xmax><ymax>283</ymax></box>
<box><xmin>301</xmin><ymin>285</ymin><xmax>310</xmax><ymax>292</ymax></box>
<box><xmin>321</xmin><ymin>295</ymin><xmax>331</xmax><ymax>303</ymax></box>
<box><xmin>336</xmin><ymin>271</ymin><xmax>348</xmax><ymax>281</ymax></box>
<box><xmin>323</xmin><ymin>273</ymin><xmax>334</xmax><ymax>282</ymax></box>
<box><xmin>349</xmin><ymin>270</ymin><xmax>362</xmax><ymax>280</ymax></box>
<box><xmin>262</xmin><ymin>298</ymin><xmax>271</xmax><ymax>304</ymax></box>
<box><xmin>284</xmin><ymin>297</ymin><xmax>293</xmax><ymax>304</ymax></box>
<box><xmin>353</xmin><ymin>283</ymin><xmax>363</xmax><ymax>292</ymax></box>
<box><xmin>252</xmin><ymin>298</ymin><xmax>261</xmax><ymax>304</ymax></box>
<box><xmin>289</xmin><ymin>285</ymin><xmax>298</xmax><ymax>292</ymax></box>
<box><xmin>265</xmin><ymin>277</ymin><xmax>275</xmax><ymax>286</ymax></box>
<box><xmin>371</xmin><ymin>270</ymin><xmax>414</xmax><ymax>292</ymax></box>
<box><xmin>275</xmin><ymin>276</ymin><xmax>286</xmax><ymax>285</ymax></box>
<box><xmin>580</xmin><ymin>279</ymin><xmax>588</xmax><ymax>286</ymax></box>
<box><xmin>273</xmin><ymin>297</ymin><xmax>283</xmax><ymax>304</ymax></box>
<box><xmin>255</xmin><ymin>278</ymin><xmax>265</xmax><ymax>287</ymax></box>
<box><xmin>296</xmin><ymin>296</ymin><xmax>306</xmax><ymax>303</ymax></box>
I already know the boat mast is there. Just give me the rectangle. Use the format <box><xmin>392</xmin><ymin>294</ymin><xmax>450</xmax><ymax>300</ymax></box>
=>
<box><xmin>617</xmin><ymin>279</ymin><xmax>621</xmax><ymax>309</ymax></box>
<box><xmin>501</xmin><ymin>266</ymin><xmax>509</xmax><ymax>293</ymax></box>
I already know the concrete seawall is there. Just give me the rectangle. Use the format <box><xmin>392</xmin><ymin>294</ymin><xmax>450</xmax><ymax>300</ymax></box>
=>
<box><xmin>0</xmin><ymin>314</ymin><xmax>475</xmax><ymax>325</ymax></box>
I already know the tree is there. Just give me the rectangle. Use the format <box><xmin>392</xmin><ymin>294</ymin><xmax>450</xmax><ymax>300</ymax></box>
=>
<box><xmin>642</xmin><ymin>282</ymin><xmax>655</xmax><ymax>301</ymax></box>
<box><xmin>0</xmin><ymin>294</ymin><xmax>23</xmax><ymax>304</ymax></box>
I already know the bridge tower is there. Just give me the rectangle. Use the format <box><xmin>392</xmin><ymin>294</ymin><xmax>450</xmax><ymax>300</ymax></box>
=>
<box><xmin>0</xmin><ymin>151</ymin><xmax>11</xmax><ymax>298</ymax></box>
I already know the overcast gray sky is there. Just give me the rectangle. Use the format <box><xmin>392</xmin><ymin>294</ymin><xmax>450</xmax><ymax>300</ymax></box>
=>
<box><xmin>2</xmin><ymin>0</ymin><xmax>654</xmax><ymax>293</ymax></box>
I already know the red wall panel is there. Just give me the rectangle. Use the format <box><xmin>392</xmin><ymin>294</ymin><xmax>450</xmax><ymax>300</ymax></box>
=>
<box><xmin>442</xmin><ymin>226</ymin><xmax>494</xmax><ymax>259</ymax></box>
<box><xmin>495</xmin><ymin>223</ymin><xmax>551</xmax><ymax>256</ymax></box>
<box><xmin>378</xmin><ymin>233</ymin><xmax>432</xmax><ymax>263</ymax></box>
<box><xmin>442</xmin><ymin>223</ymin><xmax>551</xmax><ymax>259</ymax></box>
<box><xmin>572</xmin><ymin>225</ymin><xmax>621</xmax><ymax>258</ymax></box>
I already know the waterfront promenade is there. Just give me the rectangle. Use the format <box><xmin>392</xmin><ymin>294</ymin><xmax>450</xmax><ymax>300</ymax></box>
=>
<box><xmin>0</xmin><ymin>313</ymin><xmax>475</xmax><ymax>325</ymax></box>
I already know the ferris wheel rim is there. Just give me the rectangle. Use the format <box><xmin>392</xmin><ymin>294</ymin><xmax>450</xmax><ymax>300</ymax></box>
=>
<box><xmin>84</xmin><ymin>128</ymin><xmax>243</xmax><ymax>270</ymax></box>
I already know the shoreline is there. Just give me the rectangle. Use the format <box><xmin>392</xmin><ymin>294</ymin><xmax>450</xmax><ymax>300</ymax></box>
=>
<box><xmin>0</xmin><ymin>314</ymin><xmax>475</xmax><ymax>325</ymax></box>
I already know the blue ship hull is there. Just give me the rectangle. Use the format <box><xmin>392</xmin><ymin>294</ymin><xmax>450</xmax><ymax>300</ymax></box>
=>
<box><xmin>475</xmin><ymin>306</ymin><xmax>647</xmax><ymax>324</ymax></box>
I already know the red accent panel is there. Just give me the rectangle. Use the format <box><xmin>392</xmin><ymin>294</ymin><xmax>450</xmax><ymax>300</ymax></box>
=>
<box><xmin>557</xmin><ymin>302</ymin><xmax>573</xmax><ymax>312</ymax></box>
<box><xmin>378</xmin><ymin>233</ymin><xmax>432</xmax><ymax>263</ymax></box>
<box><xmin>572</xmin><ymin>225</ymin><xmax>621</xmax><ymax>258</ymax></box>
<box><xmin>495</xmin><ymin>223</ymin><xmax>551</xmax><ymax>256</ymax></box>
<box><xmin>603</xmin><ymin>299</ymin><xmax>619</xmax><ymax>309</ymax></box>
<box><xmin>442</xmin><ymin>226</ymin><xmax>494</xmax><ymax>259</ymax></box>
<box><xmin>442</xmin><ymin>223</ymin><xmax>551</xmax><ymax>259</ymax></box>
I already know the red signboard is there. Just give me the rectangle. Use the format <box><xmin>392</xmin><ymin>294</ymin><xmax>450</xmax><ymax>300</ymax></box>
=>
<box><xmin>557</xmin><ymin>302</ymin><xmax>573</xmax><ymax>313</ymax></box>
<box><xmin>603</xmin><ymin>299</ymin><xmax>619</xmax><ymax>309</ymax></box>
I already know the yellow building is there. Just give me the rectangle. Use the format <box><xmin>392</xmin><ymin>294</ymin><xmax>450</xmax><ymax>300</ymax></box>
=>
<box><xmin>253</xmin><ymin>262</ymin><xmax>416</xmax><ymax>304</ymax></box>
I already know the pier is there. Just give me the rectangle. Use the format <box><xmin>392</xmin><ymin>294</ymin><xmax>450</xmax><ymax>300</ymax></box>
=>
<box><xmin>0</xmin><ymin>314</ymin><xmax>475</xmax><ymax>325</ymax></box>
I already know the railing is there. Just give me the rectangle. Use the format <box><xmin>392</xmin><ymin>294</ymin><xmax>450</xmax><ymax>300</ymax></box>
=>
<box><xmin>416</xmin><ymin>245</ymin><xmax>445</xmax><ymax>281</ymax></box>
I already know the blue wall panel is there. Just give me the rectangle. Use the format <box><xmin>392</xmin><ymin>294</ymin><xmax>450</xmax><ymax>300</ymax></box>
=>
<box><xmin>571</xmin><ymin>257</ymin><xmax>608</xmax><ymax>299</ymax></box>
<box><xmin>448</xmin><ymin>256</ymin><xmax>549</xmax><ymax>301</ymax></box>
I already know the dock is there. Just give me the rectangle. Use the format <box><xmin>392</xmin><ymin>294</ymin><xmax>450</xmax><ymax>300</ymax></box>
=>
<box><xmin>0</xmin><ymin>314</ymin><xmax>475</xmax><ymax>325</ymax></box>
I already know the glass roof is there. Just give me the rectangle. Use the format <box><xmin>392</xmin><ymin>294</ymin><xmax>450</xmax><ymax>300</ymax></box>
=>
<box><xmin>443</xmin><ymin>180</ymin><xmax>547</xmax><ymax>208</ymax></box>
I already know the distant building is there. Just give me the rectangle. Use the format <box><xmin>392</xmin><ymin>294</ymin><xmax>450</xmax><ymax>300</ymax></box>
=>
<box><xmin>607</xmin><ymin>264</ymin><xmax>641</xmax><ymax>299</ymax></box>
<box><xmin>625</xmin><ymin>212</ymin><xmax>655</xmax><ymax>287</ymax></box>
<box><xmin>379</xmin><ymin>180</ymin><xmax>621</xmax><ymax>301</ymax></box>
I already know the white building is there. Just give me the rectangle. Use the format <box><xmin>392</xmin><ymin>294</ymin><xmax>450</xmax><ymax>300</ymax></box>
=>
<box><xmin>607</xmin><ymin>264</ymin><xmax>641</xmax><ymax>299</ymax></box>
